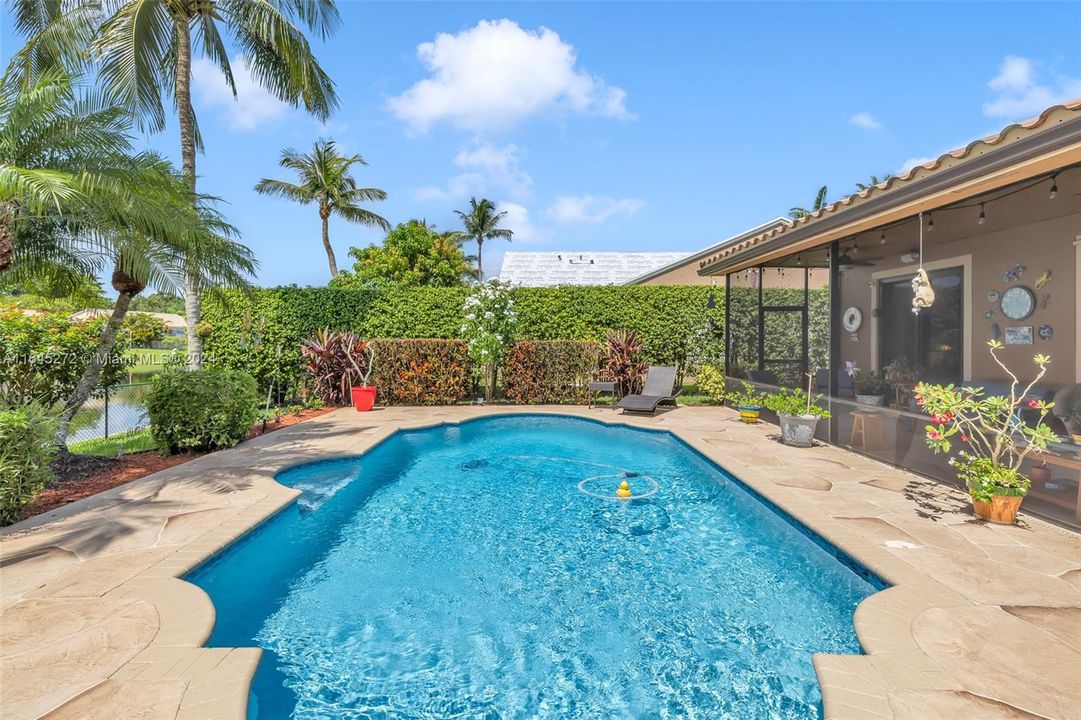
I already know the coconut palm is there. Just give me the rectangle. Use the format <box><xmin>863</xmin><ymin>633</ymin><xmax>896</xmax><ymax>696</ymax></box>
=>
<box><xmin>788</xmin><ymin>185</ymin><xmax>829</xmax><ymax>220</ymax></box>
<box><xmin>54</xmin><ymin>191</ymin><xmax>256</xmax><ymax>445</ymax></box>
<box><xmin>855</xmin><ymin>174</ymin><xmax>894</xmax><ymax>192</ymax></box>
<box><xmin>255</xmin><ymin>140</ymin><xmax>389</xmax><ymax>278</ymax></box>
<box><xmin>454</xmin><ymin>197</ymin><xmax>513</xmax><ymax>279</ymax></box>
<box><xmin>80</xmin><ymin>0</ymin><xmax>340</xmax><ymax>366</ymax></box>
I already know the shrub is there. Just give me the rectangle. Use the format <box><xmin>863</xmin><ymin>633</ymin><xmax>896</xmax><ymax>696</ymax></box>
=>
<box><xmin>502</xmin><ymin>340</ymin><xmax>602</xmax><ymax>404</ymax></box>
<box><xmin>604</xmin><ymin>330</ymin><xmax>647</xmax><ymax>397</ymax></box>
<box><xmin>763</xmin><ymin>388</ymin><xmax>830</xmax><ymax>419</ymax></box>
<box><xmin>199</xmin><ymin>285</ymin><xmax>728</xmax><ymax>391</ymax></box>
<box><xmin>146</xmin><ymin>369</ymin><xmax>260</xmax><ymax>453</ymax></box>
<box><xmin>0</xmin><ymin>308</ymin><xmax>130</xmax><ymax>406</ymax></box>
<box><xmin>726</xmin><ymin>380</ymin><xmax>764</xmax><ymax>409</ymax></box>
<box><xmin>371</xmin><ymin>339</ymin><xmax>472</xmax><ymax>405</ymax></box>
<box><xmin>123</xmin><ymin>312</ymin><xmax>168</xmax><ymax>346</ymax></box>
<box><xmin>696</xmin><ymin>364</ymin><xmax>727</xmax><ymax>399</ymax></box>
<box><xmin>0</xmin><ymin>403</ymin><xmax>57</xmax><ymax>525</ymax></box>
<box><xmin>461</xmin><ymin>281</ymin><xmax>516</xmax><ymax>401</ymax></box>
<box><xmin>300</xmin><ymin>330</ymin><xmax>373</xmax><ymax>406</ymax></box>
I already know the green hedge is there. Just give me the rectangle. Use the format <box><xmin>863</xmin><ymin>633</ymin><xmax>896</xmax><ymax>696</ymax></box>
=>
<box><xmin>502</xmin><ymin>340</ymin><xmax>602</xmax><ymax>404</ymax></box>
<box><xmin>371</xmin><ymin>339</ymin><xmax>472</xmax><ymax>405</ymax></box>
<box><xmin>201</xmin><ymin>285</ymin><xmax>724</xmax><ymax>390</ymax></box>
<box><xmin>146</xmin><ymin>369</ymin><xmax>260</xmax><ymax>453</ymax></box>
<box><xmin>200</xmin><ymin>285</ymin><xmax>830</xmax><ymax>393</ymax></box>
<box><xmin>0</xmin><ymin>403</ymin><xmax>57</xmax><ymax>525</ymax></box>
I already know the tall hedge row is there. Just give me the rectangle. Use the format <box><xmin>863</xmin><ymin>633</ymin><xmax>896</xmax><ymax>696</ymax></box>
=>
<box><xmin>502</xmin><ymin>340</ymin><xmax>602</xmax><ymax>404</ymax></box>
<box><xmin>200</xmin><ymin>285</ymin><xmax>829</xmax><ymax>392</ymax></box>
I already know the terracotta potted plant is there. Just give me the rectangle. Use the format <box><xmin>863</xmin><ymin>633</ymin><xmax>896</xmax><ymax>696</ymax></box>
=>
<box><xmin>764</xmin><ymin>375</ymin><xmax>831</xmax><ymax>447</ymax></box>
<box><xmin>917</xmin><ymin>340</ymin><xmax>1056</xmax><ymax>524</ymax></box>
<box><xmin>348</xmin><ymin>339</ymin><xmax>377</xmax><ymax>412</ymax></box>
<box><xmin>854</xmin><ymin>371</ymin><xmax>889</xmax><ymax>406</ymax></box>
<box><xmin>726</xmin><ymin>380</ymin><xmax>763</xmax><ymax>423</ymax></box>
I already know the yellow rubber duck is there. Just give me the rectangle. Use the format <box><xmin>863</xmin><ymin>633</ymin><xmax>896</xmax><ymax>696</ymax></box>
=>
<box><xmin>616</xmin><ymin>480</ymin><xmax>632</xmax><ymax>499</ymax></box>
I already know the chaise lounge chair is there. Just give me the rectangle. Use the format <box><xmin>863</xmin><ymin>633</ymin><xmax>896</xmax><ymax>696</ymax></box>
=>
<box><xmin>617</xmin><ymin>366</ymin><xmax>680</xmax><ymax>415</ymax></box>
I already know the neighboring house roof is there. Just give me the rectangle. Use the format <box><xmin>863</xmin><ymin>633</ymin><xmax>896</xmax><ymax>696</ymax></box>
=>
<box><xmin>498</xmin><ymin>252</ymin><xmax>690</xmax><ymax>286</ymax></box>
<box><xmin>698</xmin><ymin>100</ymin><xmax>1081</xmax><ymax>275</ymax></box>
<box><xmin>69</xmin><ymin>309</ymin><xmax>186</xmax><ymax>329</ymax></box>
<box><xmin>623</xmin><ymin>217</ymin><xmax>789</xmax><ymax>285</ymax></box>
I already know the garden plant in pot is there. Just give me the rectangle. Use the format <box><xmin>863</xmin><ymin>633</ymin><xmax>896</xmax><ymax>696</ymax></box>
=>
<box><xmin>854</xmin><ymin>371</ymin><xmax>889</xmax><ymax>406</ymax></box>
<box><xmin>300</xmin><ymin>330</ymin><xmax>376</xmax><ymax>411</ymax></box>
<box><xmin>726</xmin><ymin>381</ymin><xmax>764</xmax><ymax>423</ymax></box>
<box><xmin>917</xmin><ymin>341</ymin><xmax>1056</xmax><ymax>524</ymax></box>
<box><xmin>764</xmin><ymin>376</ymin><xmax>831</xmax><ymax>447</ymax></box>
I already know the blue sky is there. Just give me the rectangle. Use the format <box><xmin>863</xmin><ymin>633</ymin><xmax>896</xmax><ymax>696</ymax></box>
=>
<box><xmin>4</xmin><ymin>2</ymin><xmax>1081</xmax><ymax>287</ymax></box>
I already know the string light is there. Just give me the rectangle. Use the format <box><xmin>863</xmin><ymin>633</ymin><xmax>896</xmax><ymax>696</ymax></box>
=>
<box><xmin>927</xmin><ymin>212</ymin><xmax>934</xmax><ymax>231</ymax></box>
<box><xmin>977</xmin><ymin>203</ymin><xmax>986</xmax><ymax>224</ymax></box>
<box><xmin>1050</xmin><ymin>174</ymin><xmax>1058</xmax><ymax>199</ymax></box>
<box><xmin>880</xmin><ymin>230</ymin><xmax>887</xmax><ymax>245</ymax></box>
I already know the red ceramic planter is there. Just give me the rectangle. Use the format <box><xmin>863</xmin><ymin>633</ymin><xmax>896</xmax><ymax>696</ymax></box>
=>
<box><xmin>351</xmin><ymin>386</ymin><xmax>377</xmax><ymax>412</ymax></box>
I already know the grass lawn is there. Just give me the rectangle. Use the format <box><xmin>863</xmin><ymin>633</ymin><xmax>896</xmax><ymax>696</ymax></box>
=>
<box><xmin>68</xmin><ymin>428</ymin><xmax>156</xmax><ymax>456</ymax></box>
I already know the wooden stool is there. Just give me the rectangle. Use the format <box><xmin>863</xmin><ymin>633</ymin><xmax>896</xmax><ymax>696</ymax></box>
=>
<box><xmin>850</xmin><ymin>410</ymin><xmax>885</xmax><ymax>451</ymax></box>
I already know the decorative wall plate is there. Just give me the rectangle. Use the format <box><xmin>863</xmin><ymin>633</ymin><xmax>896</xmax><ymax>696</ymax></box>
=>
<box><xmin>1004</xmin><ymin>326</ymin><xmax>1033</xmax><ymax>345</ymax></box>
<box><xmin>991</xmin><ymin>323</ymin><xmax>1001</xmax><ymax>341</ymax></box>
<box><xmin>1038</xmin><ymin>324</ymin><xmax>1054</xmax><ymax>340</ymax></box>
<box><xmin>986</xmin><ymin>290</ymin><xmax>1000</xmax><ymax>302</ymax></box>
<box><xmin>999</xmin><ymin>285</ymin><xmax>1036</xmax><ymax>321</ymax></box>
<box><xmin>842</xmin><ymin>306</ymin><xmax>863</xmax><ymax>333</ymax></box>
<box><xmin>983</xmin><ymin>309</ymin><xmax>995</xmax><ymax>321</ymax></box>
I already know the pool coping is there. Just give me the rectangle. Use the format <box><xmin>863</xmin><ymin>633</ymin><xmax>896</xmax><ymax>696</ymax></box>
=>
<box><xmin>2</xmin><ymin>405</ymin><xmax>1078</xmax><ymax>719</ymax></box>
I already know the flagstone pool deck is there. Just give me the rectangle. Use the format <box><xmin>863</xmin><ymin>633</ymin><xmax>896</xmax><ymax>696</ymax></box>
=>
<box><xmin>1</xmin><ymin>405</ymin><xmax>1079</xmax><ymax>720</ymax></box>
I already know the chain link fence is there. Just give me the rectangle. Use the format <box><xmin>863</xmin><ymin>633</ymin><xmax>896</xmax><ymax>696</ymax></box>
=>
<box><xmin>66</xmin><ymin>382</ymin><xmax>154</xmax><ymax>446</ymax></box>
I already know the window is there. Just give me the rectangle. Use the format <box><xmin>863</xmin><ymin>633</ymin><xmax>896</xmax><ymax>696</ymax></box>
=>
<box><xmin>877</xmin><ymin>266</ymin><xmax>964</xmax><ymax>384</ymax></box>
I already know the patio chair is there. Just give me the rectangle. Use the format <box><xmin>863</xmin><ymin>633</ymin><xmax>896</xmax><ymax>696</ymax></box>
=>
<box><xmin>617</xmin><ymin>366</ymin><xmax>680</xmax><ymax>415</ymax></box>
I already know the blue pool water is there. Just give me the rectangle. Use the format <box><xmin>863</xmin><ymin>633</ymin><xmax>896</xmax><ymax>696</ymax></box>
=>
<box><xmin>188</xmin><ymin>415</ymin><xmax>880</xmax><ymax>719</ymax></box>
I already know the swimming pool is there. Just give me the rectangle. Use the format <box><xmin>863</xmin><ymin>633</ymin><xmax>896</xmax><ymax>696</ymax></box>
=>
<box><xmin>188</xmin><ymin>415</ymin><xmax>881</xmax><ymax>719</ymax></box>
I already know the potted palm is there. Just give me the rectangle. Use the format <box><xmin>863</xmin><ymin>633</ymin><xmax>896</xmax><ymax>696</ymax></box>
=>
<box><xmin>854</xmin><ymin>372</ymin><xmax>889</xmax><ymax>406</ymax></box>
<box><xmin>764</xmin><ymin>375</ymin><xmax>831</xmax><ymax>447</ymax></box>
<box><xmin>726</xmin><ymin>380</ymin><xmax>764</xmax><ymax>423</ymax></box>
<box><xmin>917</xmin><ymin>341</ymin><xmax>1056</xmax><ymax>524</ymax></box>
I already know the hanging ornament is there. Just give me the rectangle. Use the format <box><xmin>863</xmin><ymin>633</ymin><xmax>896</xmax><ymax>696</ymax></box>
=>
<box><xmin>912</xmin><ymin>211</ymin><xmax>935</xmax><ymax>314</ymax></box>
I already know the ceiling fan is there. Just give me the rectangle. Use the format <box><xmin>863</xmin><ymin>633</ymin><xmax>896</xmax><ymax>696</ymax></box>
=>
<box><xmin>835</xmin><ymin>243</ymin><xmax>874</xmax><ymax>271</ymax></box>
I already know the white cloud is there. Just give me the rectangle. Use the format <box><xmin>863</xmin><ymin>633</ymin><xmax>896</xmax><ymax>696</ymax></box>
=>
<box><xmin>546</xmin><ymin>194</ymin><xmax>644</xmax><ymax>224</ymax></box>
<box><xmin>983</xmin><ymin>55</ymin><xmax>1081</xmax><ymax>119</ymax></box>
<box><xmin>191</xmin><ymin>55</ymin><xmax>290</xmax><ymax>131</ymax></box>
<box><xmin>415</xmin><ymin>142</ymin><xmax>533</xmax><ymax>202</ymax></box>
<box><xmin>849</xmin><ymin>112</ymin><xmax>882</xmax><ymax>130</ymax></box>
<box><xmin>899</xmin><ymin>156</ymin><xmax>935</xmax><ymax>174</ymax></box>
<box><xmin>497</xmin><ymin>201</ymin><xmax>549</xmax><ymax>243</ymax></box>
<box><xmin>388</xmin><ymin>19</ymin><xmax>631</xmax><ymax>133</ymax></box>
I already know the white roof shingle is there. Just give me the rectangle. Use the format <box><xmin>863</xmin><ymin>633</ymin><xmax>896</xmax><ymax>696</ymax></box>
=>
<box><xmin>497</xmin><ymin>251</ymin><xmax>689</xmax><ymax>287</ymax></box>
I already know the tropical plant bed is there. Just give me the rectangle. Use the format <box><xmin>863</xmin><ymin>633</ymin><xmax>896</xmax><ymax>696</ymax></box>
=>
<box><xmin>20</xmin><ymin>407</ymin><xmax>335</xmax><ymax>522</ymax></box>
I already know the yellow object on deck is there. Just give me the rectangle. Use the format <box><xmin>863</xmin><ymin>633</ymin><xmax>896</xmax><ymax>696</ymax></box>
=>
<box><xmin>616</xmin><ymin>480</ymin><xmax>632</xmax><ymax>499</ymax></box>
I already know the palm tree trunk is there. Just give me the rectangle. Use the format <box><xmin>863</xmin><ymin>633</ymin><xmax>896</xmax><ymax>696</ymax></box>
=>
<box><xmin>175</xmin><ymin>15</ymin><xmax>202</xmax><ymax>369</ymax></box>
<box><xmin>320</xmin><ymin>206</ymin><xmax>337</xmax><ymax>277</ymax></box>
<box><xmin>54</xmin><ymin>291</ymin><xmax>135</xmax><ymax>446</ymax></box>
<box><xmin>476</xmin><ymin>237</ymin><xmax>484</xmax><ymax>280</ymax></box>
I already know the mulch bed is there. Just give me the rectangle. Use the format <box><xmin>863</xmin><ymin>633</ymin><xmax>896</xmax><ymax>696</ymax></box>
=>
<box><xmin>23</xmin><ymin>407</ymin><xmax>337</xmax><ymax>520</ymax></box>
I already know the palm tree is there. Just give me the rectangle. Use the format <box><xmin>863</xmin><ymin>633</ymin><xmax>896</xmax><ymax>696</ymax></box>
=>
<box><xmin>54</xmin><ymin>191</ymin><xmax>256</xmax><ymax>445</ymax></box>
<box><xmin>255</xmin><ymin>140</ymin><xmax>389</xmax><ymax>278</ymax></box>
<box><xmin>855</xmin><ymin>174</ymin><xmax>894</xmax><ymax>192</ymax></box>
<box><xmin>454</xmin><ymin>197</ymin><xmax>513</xmax><ymax>279</ymax></box>
<box><xmin>0</xmin><ymin>69</ymin><xmax>192</xmax><ymax>282</ymax></box>
<box><xmin>788</xmin><ymin>185</ymin><xmax>829</xmax><ymax>220</ymax></box>
<box><xmin>81</xmin><ymin>0</ymin><xmax>340</xmax><ymax>367</ymax></box>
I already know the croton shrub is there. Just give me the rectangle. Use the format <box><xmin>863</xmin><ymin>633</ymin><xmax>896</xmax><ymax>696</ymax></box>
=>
<box><xmin>502</xmin><ymin>340</ymin><xmax>602</xmax><ymax>404</ymax></box>
<box><xmin>371</xmin><ymin>339</ymin><xmax>472</xmax><ymax>406</ymax></box>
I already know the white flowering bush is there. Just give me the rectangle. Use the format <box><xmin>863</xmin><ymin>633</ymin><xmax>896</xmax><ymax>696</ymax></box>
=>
<box><xmin>460</xmin><ymin>280</ymin><xmax>517</xmax><ymax>400</ymax></box>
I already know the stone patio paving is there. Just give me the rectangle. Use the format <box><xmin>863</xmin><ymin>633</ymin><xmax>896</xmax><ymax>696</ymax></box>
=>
<box><xmin>1</xmin><ymin>406</ymin><xmax>1079</xmax><ymax>719</ymax></box>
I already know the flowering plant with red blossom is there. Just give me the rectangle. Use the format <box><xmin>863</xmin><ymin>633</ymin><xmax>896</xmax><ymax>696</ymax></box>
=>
<box><xmin>915</xmin><ymin>340</ymin><xmax>1056</xmax><ymax>503</ymax></box>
